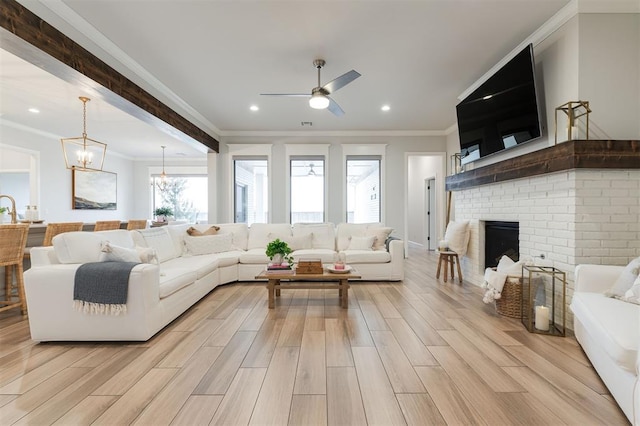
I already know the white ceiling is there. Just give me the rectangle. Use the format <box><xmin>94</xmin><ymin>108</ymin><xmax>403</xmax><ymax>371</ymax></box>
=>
<box><xmin>1</xmin><ymin>0</ymin><xmax>572</xmax><ymax>159</ymax></box>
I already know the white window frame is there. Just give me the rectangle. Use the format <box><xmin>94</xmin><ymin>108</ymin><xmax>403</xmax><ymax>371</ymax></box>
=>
<box><xmin>342</xmin><ymin>144</ymin><xmax>387</xmax><ymax>224</ymax></box>
<box><xmin>285</xmin><ymin>144</ymin><xmax>329</xmax><ymax>223</ymax></box>
<box><xmin>226</xmin><ymin>144</ymin><xmax>272</xmax><ymax>223</ymax></box>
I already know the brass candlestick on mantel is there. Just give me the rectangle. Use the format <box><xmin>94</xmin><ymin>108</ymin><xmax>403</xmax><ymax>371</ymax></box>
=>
<box><xmin>554</xmin><ymin>100</ymin><xmax>591</xmax><ymax>144</ymax></box>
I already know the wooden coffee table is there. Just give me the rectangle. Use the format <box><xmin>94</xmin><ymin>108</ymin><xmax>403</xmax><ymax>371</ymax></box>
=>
<box><xmin>255</xmin><ymin>268</ymin><xmax>361</xmax><ymax>308</ymax></box>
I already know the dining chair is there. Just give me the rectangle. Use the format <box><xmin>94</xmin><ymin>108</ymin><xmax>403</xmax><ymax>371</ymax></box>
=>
<box><xmin>126</xmin><ymin>219</ymin><xmax>148</xmax><ymax>230</ymax></box>
<box><xmin>94</xmin><ymin>220</ymin><xmax>122</xmax><ymax>231</ymax></box>
<box><xmin>0</xmin><ymin>224</ymin><xmax>30</xmax><ymax>315</ymax></box>
<box><xmin>42</xmin><ymin>222</ymin><xmax>85</xmax><ymax>246</ymax></box>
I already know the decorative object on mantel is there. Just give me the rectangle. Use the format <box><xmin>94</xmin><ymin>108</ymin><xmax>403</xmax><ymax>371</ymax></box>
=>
<box><xmin>554</xmin><ymin>100</ymin><xmax>591</xmax><ymax>144</ymax></box>
<box><xmin>61</xmin><ymin>96</ymin><xmax>107</xmax><ymax>171</ymax></box>
<box><xmin>450</xmin><ymin>153</ymin><xmax>464</xmax><ymax>175</ymax></box>
<box><xmin>521</xmin><ymin>265</ymin><xmax>566</xmax><ymax>336</ymax></box>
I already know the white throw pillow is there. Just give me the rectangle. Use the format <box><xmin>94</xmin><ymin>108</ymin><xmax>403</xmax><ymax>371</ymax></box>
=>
<box><xmin>52</xmin><ymin>230</ymin><xmax>135</xmax><ymax>264</ymax></box>
<box><xmin>99</xmin><ymin>241</ymin><xmax>140</xmax><ymax>263</ymax></box>
<box><xmin>135</xmin><ymin>227</ymin><xmax>179</xmax><ymax>263</ymax></box>
<box><xmin>347</xmin><ymin>235</ymin><xmax>376</xmax><ymax>250</ymax></box>
<box><xmin>366</xmin><ymin>226</ymin><xmax>393</xmax><ymax>251</ymax></box>
<box><xmin>443</xmin><ymin>220</ymin><xmax>470</xmax><ymax>256</ymax></box>
<box><xmin>184</xmin><ymin>234</ymin><xmax>233</xmax><ymax>255</ymax></box>
<box><xmin>622</xmin><ymin>275</ymin><xmax>640</xmax><ymax>305</ymax></box>
<box><xmin>608</xmin><ymin>257</ymin><xmax>640</xmax><ymax>298</ymax></box>
<box><xmin>496</xmin><ymin>255</ymin><xmax>524</xmax><ymax>277</ymax></box>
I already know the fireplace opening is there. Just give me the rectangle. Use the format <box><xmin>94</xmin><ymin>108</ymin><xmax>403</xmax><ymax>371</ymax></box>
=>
<box><xmin>485</xmin><ymin>221</ymin><xmax>519</xmax><ymax>269</ymax></box>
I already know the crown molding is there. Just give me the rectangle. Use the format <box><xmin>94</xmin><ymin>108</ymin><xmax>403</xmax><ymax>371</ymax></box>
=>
<box><xmin>219</xmin><ymin>129</ymin><xmax>446</xmax><ymax>138</ymax></box>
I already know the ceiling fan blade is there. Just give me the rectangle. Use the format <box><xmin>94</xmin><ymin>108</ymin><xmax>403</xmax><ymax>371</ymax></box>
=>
<box><xmin>322</xmin><ymin>70</ymin><xmax>361</xmax><ymax>94</ymax></box>
<box><xmin>260</xmin><ymin>93</ymin><xmax>309</xmax><ymax>97</ymax></box>
<box><xmin>327</xmin><ymin>97</ymin><xmax>345</xmax><ymax>117</ymax></box>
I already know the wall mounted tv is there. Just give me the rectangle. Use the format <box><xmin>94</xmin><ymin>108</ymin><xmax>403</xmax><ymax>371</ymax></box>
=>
<box><xmin>456</xmin><ymin>44</ymin><xmax>542</xmax><ymax>165</ymax></box>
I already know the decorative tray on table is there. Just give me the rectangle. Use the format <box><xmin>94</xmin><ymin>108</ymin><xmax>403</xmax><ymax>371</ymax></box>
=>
<box><xmin>327</xmin><ymin>265</ymin><xmax>352</xmax><ymax>274</ymax></box>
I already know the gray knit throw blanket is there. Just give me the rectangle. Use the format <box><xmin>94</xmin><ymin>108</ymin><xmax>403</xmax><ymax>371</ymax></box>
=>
<box><xmin>73</xmin><ymin>261</ymin><xmax>139</xmax><ymax>315</ymax></box>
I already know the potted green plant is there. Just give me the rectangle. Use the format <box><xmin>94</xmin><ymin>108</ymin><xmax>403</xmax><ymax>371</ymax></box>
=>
<box><xmin>265</xmin><ymin>238</ymin><xmax>293</xmax><ymax>268</ymax></box>
<box><xmin>154</xmin><ymin>206</ymin><xmax>173</xmax><ymax>223</ymax></box>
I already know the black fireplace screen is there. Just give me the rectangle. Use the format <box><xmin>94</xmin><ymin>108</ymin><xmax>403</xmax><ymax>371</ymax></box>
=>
<box><xmin>485</xmin><ymin>221</ymin><xmax>519</xmax><ymax>269</ymax></box>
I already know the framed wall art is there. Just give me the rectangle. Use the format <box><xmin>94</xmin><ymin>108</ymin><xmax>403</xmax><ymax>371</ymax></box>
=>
<box><xmin>72</xmin><ymin>168</ymin><xmax>117</xmax><ymax>210</ymax></box>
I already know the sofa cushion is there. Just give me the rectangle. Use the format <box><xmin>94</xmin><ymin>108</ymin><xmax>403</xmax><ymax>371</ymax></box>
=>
<box><xmin>158</xmin><ymin>267</ymin><xmax>197</xmax><ymax>299</ymax></box>
<box><xmin>348</xmin><ymin>235</ymin><xmax>376</xmax><ymax>250</ymax></box>
<box><xmin>53</xmin><ymin>230</ymin><xmax>135</xmax><ymax>264</ymax></box>
<box><xmin>184</xmin><ymin>234</ymin><xmax>233</xmax><ymax>255</ymax></box>
<box><xmin>215</xmin><ymin>250</ymin><xmax>243</xmax><ymax>267</ymax></box>
<box><xmin>239</xmin><ymin>248</ymin><xmax>271</xmax><ymax>264</ymax></box>
<box><xmin>292</xmin><ymin>223</ymin><xmax>336</xmax><ymax>250</ymax></box>
<box><xmin>571</xmin><ymin>292</ymin><xmax>639</xmax><ymax>373</ymax></box>
<box><xmin>248</xmin><ymin>223</ymin><xmax>292</xmax><ymax>250</ymax></box>
<box><xmin>164</xmin><ymin>224</ymin><xmax>191</xmax><ymax>256</ymax></box>
<box><xmin>162</xmin><ymin>255</ymin><xmax>219</xmax><ymax>280</ymax></box>
<box><xmin>366</xmin><ymin>226</ymin><xmax>393</xmax><ymax>251</ymax></box>
<box><xmin>341</xmin><ymin>250</ymin><xmax>391</xmax><ymax>264</ymax></box>
<box><xmin>135</xmin><ymin>227</ymin><xmax>180</xmax><ymax>263</ymax></box>
<box><xmin>98</xmin><ymin>241</ymin><xmax>157</xmax><ymax>264</ymax></box>
<box><xmin>336</xmin><ymin>223</ymin><xmax>368</xmax><ymax>251</ymax></box>
<box><xmin>212</xmin><ymin>223</ymin><xmax>249</xmax><ymax>251</ymax></box>
<box><xmin>269</xmin><ymin>233</ymin><xmax>312</xmax><ymax>251</ymax></box>
<box><xmin>292</xmin><ymin>249</ymin><xmax>337</xmax><ymax>264</ymax></box>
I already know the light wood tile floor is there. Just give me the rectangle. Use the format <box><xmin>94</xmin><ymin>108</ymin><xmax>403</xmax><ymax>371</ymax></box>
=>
<box><xmin>0</xmin><ymin>248</ymin><xmax>629</xmax><ymax>425</ymax></box>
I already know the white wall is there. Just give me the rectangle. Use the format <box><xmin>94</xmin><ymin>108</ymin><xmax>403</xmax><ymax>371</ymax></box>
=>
<box><xmin>1</xmin><ymin>123</ymin><xmax>136</xmax><ymax>222</ymax></box>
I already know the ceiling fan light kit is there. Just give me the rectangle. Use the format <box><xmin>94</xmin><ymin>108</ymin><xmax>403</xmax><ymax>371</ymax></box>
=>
<box><xmin>261</xmin><ymin>59</ymin><xmax>361</xmax><ymax>116</ymax></box>
<box><xmin>309</xmin><ymin>90</ymin><xmax>330</xmax><ymax>109</ymax></box>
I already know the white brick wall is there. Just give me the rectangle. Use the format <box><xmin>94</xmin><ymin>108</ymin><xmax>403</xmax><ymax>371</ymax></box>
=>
<box><xmin>454</xmin><ymin>169</ymin><xmax>640</xmax><ymax>329</ymax></box>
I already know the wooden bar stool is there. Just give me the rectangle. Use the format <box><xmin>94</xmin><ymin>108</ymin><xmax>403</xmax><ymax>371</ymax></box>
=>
<box><xmin>0</xmin><ymin>224</ymin><xmax>30</xmax><ymax>315</ymax></box>
<box><xmin>436</xmin><ymin>250</ymin><xmax>463</xmax><ymax>284</ymax></box>
<box><xmin>94</xmin><ymin>220</ymin><xmax>121</xmax><ymax>231</ymax></box>
<box><xmin>126</xmin><ymin>219</ymin><xmax>148</xmax><ymax>230</ymax></box>
<box><xmin>43</xmin><ymin>222</ymin><xmax>84</xmax><ymax>246</ymax></box>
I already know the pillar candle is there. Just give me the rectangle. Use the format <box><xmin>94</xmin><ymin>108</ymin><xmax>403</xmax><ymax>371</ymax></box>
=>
<box><xmin>535</xmin><ymin>306</ymin><xmax>550</xmax><ymax>331</ymax></box>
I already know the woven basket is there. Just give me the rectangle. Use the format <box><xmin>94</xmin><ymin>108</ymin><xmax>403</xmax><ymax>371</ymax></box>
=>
<box><xmin>495</xmin><ymin>276</ymin><xmax>522</xmax><ymax>318</ymax></box>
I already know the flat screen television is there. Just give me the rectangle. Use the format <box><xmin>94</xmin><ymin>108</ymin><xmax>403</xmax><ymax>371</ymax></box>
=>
<box><xmin>456</xmin><ymin>44</ymin><xmax>542</xmax><ymax>165</ymax></box>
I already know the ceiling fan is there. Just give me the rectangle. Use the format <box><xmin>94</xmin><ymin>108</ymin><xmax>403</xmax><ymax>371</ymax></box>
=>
<box><xmin>260</xmin><ymin>59</ymin><xmax>361</xmax><ymax>116</ymax></box>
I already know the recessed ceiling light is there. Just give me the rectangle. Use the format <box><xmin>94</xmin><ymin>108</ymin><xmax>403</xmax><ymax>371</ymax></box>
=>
<box><xmin>28</xmin><ymin>108</ymin><xmax>40</xmax><ymax>113</ymax></box>
<box><xmin>483</xmin><ymin>94</ymin><xmax>493</xmax><ymax>100</ymax></box>
<box><xmin>250</xmin><ymin>105</ymin><xmax>259</xmax><ymax>111</ymax></box>
<box><xmin>381</xmin><ymin>105</ymin><xmax>390</xmax><ymax>112</ymax></box>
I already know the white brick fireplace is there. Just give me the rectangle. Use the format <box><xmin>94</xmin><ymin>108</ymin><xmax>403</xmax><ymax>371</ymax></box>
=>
<box><xmin>453</xmin><ymin>169</ymin><xmax>640</xmax><ymax>327</ymax></box>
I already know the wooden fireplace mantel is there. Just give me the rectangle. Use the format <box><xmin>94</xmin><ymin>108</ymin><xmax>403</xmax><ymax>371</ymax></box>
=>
<box><xmin>445</xmin><ymin>140</ymin><xmax>639</xmax><ymax>191</ymax></box>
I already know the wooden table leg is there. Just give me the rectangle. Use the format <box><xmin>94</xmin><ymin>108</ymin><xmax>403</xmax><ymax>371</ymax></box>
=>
<box><xmin>275</xmin><ymin>287</ymin><xmax>281</xmax><ymax>297</ymax></box>
<box><xmin>340</xmin><ymin>279</ymin><xmax>349</xmax><ymax>308</ymax></box>
<box><xmin>436</xmin><ymin>254</ymin><xmax>443</xmax><ymax>279</ymax></box>
<box><xmin>455</xmin><ymin>254</ymin><xmax>463</xmax><ymax>284</ymax></box>
<box><xmin>268</xmin><ymin>279</ymin><xmax>276</xmax><ymax>309</ymax></box>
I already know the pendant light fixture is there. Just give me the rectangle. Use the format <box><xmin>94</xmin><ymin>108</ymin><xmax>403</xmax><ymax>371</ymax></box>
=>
<box><xmin>61</xmin><ymin>96</ymin><xmax>107</xmax><ymax>171</ymax></box>
<box><xmin>154</xmin><ymin>145</ymin><xmax>169</xmax><ymax>192</ymax></box>
<box><xmin>307</xmin><ymin>163</ymin><xmax>317</xmax><ymax>176</ymax></box>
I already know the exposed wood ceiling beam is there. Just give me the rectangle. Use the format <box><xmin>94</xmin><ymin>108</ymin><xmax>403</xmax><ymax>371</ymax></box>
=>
<box><xmin>0</xmin><ymin>0</ymin><xmax>219</xmax><ymax>153</ymax></box>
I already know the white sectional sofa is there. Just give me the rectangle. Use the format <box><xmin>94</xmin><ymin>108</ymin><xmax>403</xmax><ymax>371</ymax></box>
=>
<box><xmin>24</xmin><ymin>222</ymin><xmax>404</xmax><ymax>342</ymax></box>
<box><xmin>570</xmin><ymin>264</ymin><xmax>639</xmax><ymax>424</ymax></box>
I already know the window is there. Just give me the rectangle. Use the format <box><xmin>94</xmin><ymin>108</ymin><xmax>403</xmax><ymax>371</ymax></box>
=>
<box><xmin>290</xmin><ymin>158</ymin><xmax>324</xmax><ymax>223</ymax></box>
<box><xmin>346</xmin><ymin>157</ymin><xmax>380</xmax><ymax>223</ymax></box>
<box><xmin>152</xmin><ymin>175</ymin><xmax>208</xmax><ymax>222</ymax></box>
<box><xmin>234</xmin><ymin>158</ymin><xmax>268</xmax><ymax>225</ymax></box>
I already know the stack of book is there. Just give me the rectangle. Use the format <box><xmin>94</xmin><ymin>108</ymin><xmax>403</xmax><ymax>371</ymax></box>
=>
<box><xmin>266</xmin><ymin>263</ymin><xmax>292</xmax><ymax>273</ymax></box>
